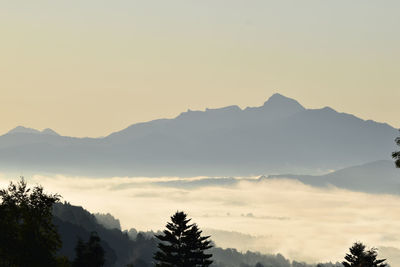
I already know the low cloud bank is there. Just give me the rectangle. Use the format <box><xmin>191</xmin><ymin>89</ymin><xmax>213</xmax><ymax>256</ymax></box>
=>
<box><xmin>1</xmin><ymin>174</ymin><xmax>399</xmax><ymax>265</ymax></box>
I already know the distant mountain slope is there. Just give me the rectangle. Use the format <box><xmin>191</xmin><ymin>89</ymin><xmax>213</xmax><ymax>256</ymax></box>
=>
<box><xmin>53</xmin><ymin>203</ymin><xmax>339</xmax><ymax>267</ymax></box>
<box><xmin>53</xmin><ymin>203</ymin><xmax>156</xmax><ymax>267</ymax></box>
<box><xmin>265</xmin><ymin>160</ymin><xmax>400</xmax><ymax>194</ymax></box>
<box><xmin>0</xmin><ymin>94</ymin><xmax>397</xmax><ymax>176</ymax></box>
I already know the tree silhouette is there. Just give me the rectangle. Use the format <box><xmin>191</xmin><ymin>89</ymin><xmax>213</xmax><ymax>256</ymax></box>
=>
<box><xmin>342</xmin><ymin>242</ymin><xmax>387</xmax><ymax>267</ymax></box>
<box><xmin>73</xmin><ymin>231</ymin><xmax>105</xmax><ymax>267</ymax></box>
<box><xmin>154</xmin><ymin>211</ymin><xmax>213</xmax><ymax>267</ymax></box>
<box><xmin>393</xmin><ymin>130</ymin><xmax>400</xmax><ymax>168</ymax></box>
<box><xmin>0</xmin><ymin>178</ymin><xmax>62</xmax><ymax>267</ymax></box>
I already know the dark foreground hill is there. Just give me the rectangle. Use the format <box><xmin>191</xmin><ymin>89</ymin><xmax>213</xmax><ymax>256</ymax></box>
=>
<box><xmin>52</xmin><ymin>203</ymin><xmax>341</xmax><ymax>267</ymax></box>
<box><xmin>1</xmin><ymin>94</ymin><xmax>397</xmax><ymax>176</ymax></box>
<box><xmin>53</xmin><ymin>203</ymin><xmax>156</xmax><ymax>267</ymax></box>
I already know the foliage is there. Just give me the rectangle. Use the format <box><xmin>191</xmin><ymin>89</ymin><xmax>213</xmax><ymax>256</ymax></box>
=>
<box><xmin>154</xmin><ymin>211</ymin><xmax>213</xmax><ymax>267</ymax></box>
<box><xmin>342</xmin><ymin>242</ymin><xmax>387</xmax><ymax>267</ymax></box>
<box><xmin>393</xmin><ymin>130</ymin><xmax>400</xmax><ymax>168</ymax></box>
<box><xmin>73</xmin><ymin>231</ymin><xmax>105</xmax><ymax>267</ymax></box>
<box><xmin>0</xmin><ymin>178</ymin><xmax>62</xmax><ymax>267</ymax></box>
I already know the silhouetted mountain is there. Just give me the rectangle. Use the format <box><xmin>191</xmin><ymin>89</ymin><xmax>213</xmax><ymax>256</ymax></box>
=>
<box><xmin>7</xmin><ymin>126</ymin><xmax>59</xmax><ymax>136</ymax></box>
<box><xmin>54</xmin><ymin>217</ymin><xmax>118</xmax><ymax>266</ymax></box>
<box><xmin>53</xmin><ymin>203</ymin><xmax>157</xmax><ymax>267</ymax></box>
<box><xmin>265</xmin><ymin>160</ymin><xmax>400</xmax><ymax>194</ymax></box>
<box><xmin>42</xmin><ymin>128</ymin><xmax>59</xmax><ymax>136</ymax></box>
<box><xmin>7</xmin><ymin>126</ymin><xmax>42</xmax><ymax>135</ymax></box>
<box><xmin>0</xmin><ymin>94</ymin><xmax>397</xmax><ymax>176</ymax></box>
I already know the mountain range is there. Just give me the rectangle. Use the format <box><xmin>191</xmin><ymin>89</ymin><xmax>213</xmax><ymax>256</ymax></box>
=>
<box><xmin>264</xmin><ymin>160</ymin><xmax>400</xmax><ymax>195</ymax></box>
<box><xmin>138</xmin><ymin>160</ymin><xmax>398</xmax><ymax>195</ymax></box>
<box><xmin>0</xmin><ymin>93</ymin><xmax>397</xmax><ymax>177</ymax></box>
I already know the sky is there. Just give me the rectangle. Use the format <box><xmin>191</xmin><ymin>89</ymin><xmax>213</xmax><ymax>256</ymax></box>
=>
<box><xmin>1</xmin><ymin>0</ymin><xmax>399</xmax><ymax>137</ymax></box>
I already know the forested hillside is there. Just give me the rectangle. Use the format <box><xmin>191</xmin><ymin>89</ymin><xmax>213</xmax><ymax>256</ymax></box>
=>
<box><xmin>53</xmin><ymin>203</ymin><xmax>342</xmax><ymax>267</ymax></box>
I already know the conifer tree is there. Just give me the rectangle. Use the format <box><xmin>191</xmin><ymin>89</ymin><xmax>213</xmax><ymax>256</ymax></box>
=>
<box><xmin>342</xmin><ymin>242</ymin><xmax>387</xmax><ymax>267</ymax></box>
<box><xmin>154</xmin><ymin>211</ymin><xmax>213</xmax><ymax>267</ymax></box>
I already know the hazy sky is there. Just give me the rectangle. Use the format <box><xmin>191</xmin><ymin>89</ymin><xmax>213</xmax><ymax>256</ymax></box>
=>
<box><xmin>1</xmin><ymin>0</ymin><xmax>399</xmax><ymax>137</ymax></box>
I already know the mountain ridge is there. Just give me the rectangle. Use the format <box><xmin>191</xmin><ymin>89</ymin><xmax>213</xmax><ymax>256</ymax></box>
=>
<box><xmin>265</xmin><ymin>160</ymin><xmax>400</xmax><ymax>194</ymax></box>
<box><xmin>6</xmin><ymin>126</ymin><xmax>59</xmax><ymax>136</ymax></box>
<box><xmin>0</xmin><ymin>93</ymin><xmax>397</xmax><ymax>177</ymax></box>
<box><xmin>2</xmin><ymin>94</ymin><xmax>395</xmax><ymax>139</ymax></box>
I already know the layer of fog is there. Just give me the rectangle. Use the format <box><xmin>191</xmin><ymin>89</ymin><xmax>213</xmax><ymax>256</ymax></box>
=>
<box><xmin>1</xmin><ymin>174</ymin><xmax>399</xmax><ymax>265</ymax></box>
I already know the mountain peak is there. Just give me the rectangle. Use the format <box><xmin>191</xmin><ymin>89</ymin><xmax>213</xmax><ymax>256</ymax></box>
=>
<box><xmin>6</xmin><ymin>126</ymin><xmax>59</xmax><ymax>136</ymax></box>
<box><xmin>41</xmin><ymin>128</ymin><xmax>59</xmax><ymax>136</ymax></box>
<box><xmin>262</xmin><ymin>93</ymin><xmax>305</xmax><ymax>112</ymax></box>
<box><xmin>7</xmin><ymin>126</ymin><xmax>41</xmax><ymax>135</ymax></box>
<box><xmin>264</xmin><ymin>93</ymin><xmax>301</xmax><ymax>106</ymax></box>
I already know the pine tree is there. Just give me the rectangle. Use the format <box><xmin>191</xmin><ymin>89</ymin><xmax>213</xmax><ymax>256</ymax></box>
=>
<box><xmin>183</xmin><ymin>224</ymin><xmax>213</xmax><ymax>266</ymax></box>
<box><xmin>342</xmin><ymin>242</ymin><xmax>387</xmax><ymax>267</ymax></box>
<box><xmin>154</xmin><ymin>211</ymin><xmax>213</xmax><ymax>267</ymax></box>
